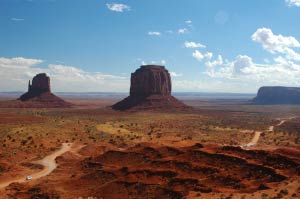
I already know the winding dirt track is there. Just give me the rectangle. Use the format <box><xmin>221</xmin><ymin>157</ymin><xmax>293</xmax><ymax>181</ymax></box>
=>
<box><xmin>0</xmin><ymin>143</ymin><xmax>73</xmax><ymax>189</ymax></box>
<box><xmin>243</xmin><ymin>117</ymin><xmax>295</xmax><ymax>148</ymax></box>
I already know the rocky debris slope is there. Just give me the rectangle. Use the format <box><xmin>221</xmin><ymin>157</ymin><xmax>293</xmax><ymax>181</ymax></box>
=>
<box><xmin>112</xmin><ymin>65</ymin><xmax>187</xmax><ymax>110</ymax></box>
<box><xmin>253</xmin><ymin>86</ymin><xmax>300</xmax><ymax>104</ymax></box>
<box><xmin>65</xmin><ymin>143</ymin><xmax>298</xmax><ymax>198</ymax></box>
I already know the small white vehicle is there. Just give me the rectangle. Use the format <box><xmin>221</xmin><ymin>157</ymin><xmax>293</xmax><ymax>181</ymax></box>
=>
<box><xmin>25</xmin><ymin>176</ymin><xmax>33</xmax><ymax>181</ymax></box>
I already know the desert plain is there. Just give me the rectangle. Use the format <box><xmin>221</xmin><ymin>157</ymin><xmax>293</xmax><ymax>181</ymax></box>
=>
<box><xmin>0</xmin><ymin>94</ymin><xmax>299</xmax><ymax>199</ymax></box>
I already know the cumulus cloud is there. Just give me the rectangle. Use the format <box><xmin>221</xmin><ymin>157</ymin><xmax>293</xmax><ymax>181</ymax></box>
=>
<box><xmin>192</xmin><ymin>50</ymin><xmax>213</xmax><ymax>61</ymax></box>
<box><xmin>193</xmin><ymin>28</ymin><xmax>300</xmax><ymax>90</ymax></box>
<box><xmin>0</xmin><ymin>57</ymin><xmax>128</xmax><ymax>92</ymax></box>
<box><xmin>202</xmin><ymin>53</ymin><xmax>300</xmax><ymax>86</ymax></box>
<box><xmin>148</xmin><ymin>31</ymin><xmax>161</xmax><ymax>36</ymax></box>
<box><xmin>205</xmin><ymin>55</ymin><xmax>223</xmax><ymax>68</ymax></box>
<box><xmin>286</xmin><ymin>0</ymin><xmax>300</xmax><ymax>7</ymax></box>
<box><xmin>106</xmin><ymin>3</ymin><xmax>130</xmax><ymax>12</ymax></box>
<box><xmin>252</xmin><ymin>28</ymin><xmax>300</xmax><ymax>61</ymax></box>
<box><xmin>252</xmin><ymin>28</ymin><xmax>300</xmax><ymax>52</ymax></box>
<box><xmin>178</xmin><ymin>28</ymin><xmax>188</xmax><ymax>34</ymax></box>
<box><xmin>184</xmin><ymin>41</ymin><xmax>206</xmax><ymax>48</ymax></box>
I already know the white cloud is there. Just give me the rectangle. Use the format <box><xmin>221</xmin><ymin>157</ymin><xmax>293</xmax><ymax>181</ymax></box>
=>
<box><xmin>252</xmin><ymin>28</ymin><xmax>300</xmax><ymax>52</ymax></box>
<box><xmin>0</xmin><ymin>57</ymin><xmax>43</xmax><ymax>68</ymax></box>
<box><xmin>11</xmin><ymin>18</ymin><xmax>24</xmax><ymax>21</ymax></box>
<box><xmin>204</xmin><ymin>55</ymin><xmax>224</xmax><ymax>78</ymax></box>
<box><xmin>192</xmin><ymin>50</ymin><xmax>213</xmax><ymax>61</ymax></box>
<box><xmin>202</xmin><ymin>53</ymin><xmax>300</xmax><ymax>87</ymax></box>
<box><xmin>205</xmin><ymin>55</ymin><xmax>223</xmax><ymax>69</ymax></box>
<box><xmin>232</xmin><ymin>55</ymin><xmax>254</xmax><ymax>75</ymax></box>
<box><xmin>0</xmin><ymin>57</ymin><xmax>128</xmax><ymax>92</ymax></box>
<box><xmin>184</xmin><ymin>41</ymin><xmax>206</xmax><ymax>48</ymax></box>
<box><xmin>178</xmin><ymin>27</ymin><xmax>300</xmax><ymax>92</ymax></box>
<box><xmin>286</xmin><ymin>0</ymin><xmax>300</xmax><ymax>7</ymax></box>
<box><xmin>106</xmin><ymin>3</ymin><xmax>130</xmax><ymax>12</ymax></box>
<box><xmin>196</xmin><ymin>28</ymin><xmax>300</xmax><ymax>89</ymax></box>
<box><xmin>161</xmin><ymin>60</ymin><xmax>166</xmax><ymax>65</ymax></box>
<box><xmin>252</xmin><ymin>28</ymin><xmax>300</xmax><ymax>62</ymax></box>
<box><xmin>148</xmin><ymin>31</ymin><xmax>161</xmax><ymax>36</ymax></box>
<box><xmin>178</xmin><ymin>28</ymin><xmax>188</xmax><ymax>34</ymax></box>
<box><xmin>170</xmin><ymin>72</ymin><xmax>183</xmax><ymax>77</ymax></box>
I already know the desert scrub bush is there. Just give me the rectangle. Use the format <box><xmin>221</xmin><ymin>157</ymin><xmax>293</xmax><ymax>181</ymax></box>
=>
<box><xmin>261</xmin><ymin>193</ymin><xmax>268</xmax><ymax>199</ymax></box>
<box><xmin>279</xmin><ymin>189</ymin><xmax>288</xmax><ymax>195</ymax></box>
<box><xmin>21</xmin><ymin>139</ymin><xmax>27</xmax><ymax>145</ymax></box>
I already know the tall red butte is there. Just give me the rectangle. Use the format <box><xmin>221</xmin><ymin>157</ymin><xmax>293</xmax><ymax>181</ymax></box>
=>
<box><xmin>17</xmin><ymin>73</ymin><xmax>72</xmax><ymax>108</ymax></box>
<box><xmin>112</xmin><ymin>65</ymin><xmax>187</xmax><ymax>110</ymax></box>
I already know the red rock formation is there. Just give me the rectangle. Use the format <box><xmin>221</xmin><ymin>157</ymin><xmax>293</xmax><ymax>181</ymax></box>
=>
<box><xmin>112</xmin><ymin>65</ymin><xmax>187</xmax><ymax>110</ymax></box>
<box><xmin>17</xmin><ymin>73</ymin><xmax>72</xmax><ymax>108</ymax></box>
<box><xmin>253</xmin><ymin>86</ymin><xmax>300</xmax><ymax>104</ymax></box>
<box><xmin>19</xmin><ymin>73</ymin><xmax>51</xmax><ymax>101</ymax></box>
<box><xmin>31</xmin><ymin>73</ymin><xmax>51</xmax><ymax>93</ymax></box>
<box><xmin>130</xmin><ymin>65</ymin><xmax>172</xmax><ymax>98</ymax></box>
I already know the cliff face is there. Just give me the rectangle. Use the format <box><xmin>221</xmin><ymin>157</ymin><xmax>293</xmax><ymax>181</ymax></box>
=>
<box><xmin>30</xmin><ymin>73</ymin><xmax>51</xmax><ymax>93</ymax></box>
<box><xmin>130</xmin><ymin>65</ymin><xmax>172</xmax><ymax>98</ymax></box>
<box><xmin>17</xmin><ymin>73</ymin><xmax>71</xmax><ymax>108</ymax></box>
<box><xmin>253</xmin><ymin>86</ymin><xmax>300</xmax><ymax>104</ymax></box>
<box><xmin>112</xmin><ymin>65</ymin><xmax>187</xmax><ymax>111</ymax></box>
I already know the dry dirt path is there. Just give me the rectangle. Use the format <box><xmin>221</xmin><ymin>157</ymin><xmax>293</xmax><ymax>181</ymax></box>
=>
<box><xmin>242</xmin><ymin>117</ymin><xmax>295</xmax><ymax>149</ymax></box>
<box><xmin>0</xmin><ymin>143</ymin><xmax>75</xmax><ymax>189</ymax></box>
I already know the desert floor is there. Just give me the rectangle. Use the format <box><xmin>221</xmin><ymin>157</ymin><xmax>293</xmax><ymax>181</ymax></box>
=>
<box><xmin>0</xmin><ymin>97</ymin><xmax>299</xmax><ymax>199</ymax></box>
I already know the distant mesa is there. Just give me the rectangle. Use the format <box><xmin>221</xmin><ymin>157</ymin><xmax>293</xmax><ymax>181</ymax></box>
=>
<box><xmin>16</xmin><ymin>73</ymin><xmax>72</xmax><ymax>108</ymax></box>
<box><xmin>112</xmin><ymin>65</ymin><xmax>187</xmax><ymax>110</ymax></box>
<box><xmin>253</xmin><ymin>86</ymin><xmax>300</xmax><ymax>104</ymax></box>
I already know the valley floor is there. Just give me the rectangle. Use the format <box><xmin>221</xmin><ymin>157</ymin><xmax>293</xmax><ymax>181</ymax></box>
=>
<box><xmin>0</xmin><ymin>98</ymin><xmax>299</xmax><ymax>199</ymax></box>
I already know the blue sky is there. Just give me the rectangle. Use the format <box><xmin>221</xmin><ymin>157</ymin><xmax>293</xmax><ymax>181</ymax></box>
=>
<box><xmin>1</xmin><ymin>0</ymin><xmax>300</xmax><ymax>93</ymax></box>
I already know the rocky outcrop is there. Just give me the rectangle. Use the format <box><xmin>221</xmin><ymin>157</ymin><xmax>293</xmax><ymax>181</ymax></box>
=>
<box><xmin>17</xmin><ymin>73</ymin><xmax>72</xmax><ymax>108</ymax></box>
<box><xmin>253</xmin><ymin>86</ymin><xmax>300</xmax><ymax>104</ymax></box>
<box><xmin>112</xmin><ymin>65</ymin><xmax>187</xmax><ymax>110</ymax></box>
<box><xmin>130</xmin><ymin>65</ymin><xmax>172</xmax><ymax>98</ymax></box>
<box><xmin>19</xmin><ymin>73</ymin><xmax>51</xmax><ymax>101</ymax></box>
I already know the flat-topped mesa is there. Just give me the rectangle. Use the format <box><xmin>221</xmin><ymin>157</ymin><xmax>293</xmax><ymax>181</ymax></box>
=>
<box><xmin>17</xmin><ymin>73</ymin><xmax>72</xmax><ymax>108</ymax></box>
<box><xmin>130</xmin><ymin>65</ymin><xmax>172</xmax><ymax>98</ymax></box>
<box><xmin>253</xmin><ymin>86</ymin><xmax>300</xmax><ymax>104</ymax></box>
<box><xmin>112</xmin><ymin>65</ymin><xmax>187</xmax><ymax>110</ymax></box>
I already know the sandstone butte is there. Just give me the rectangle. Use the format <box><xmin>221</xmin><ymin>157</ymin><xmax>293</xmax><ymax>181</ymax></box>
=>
<box><xmin>112</xmin><ymin>65</ymin><xmax>187</xmax><ymax>110</ymax></box>
<box><xmin>17</xmin><ymin>73</ymin><xmax>72</xmax><ymax>108</ymax></box>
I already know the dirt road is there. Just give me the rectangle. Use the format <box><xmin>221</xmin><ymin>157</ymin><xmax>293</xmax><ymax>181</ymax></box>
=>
<box><xmin>0</xmin><ymin>143</ymin><xmax>73</xmax><ymax>189</ymax></box>
<box><xmin>242</xmin><ymin>117</ymin><xmax>295</xmax><ymax>148</ymax></box>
